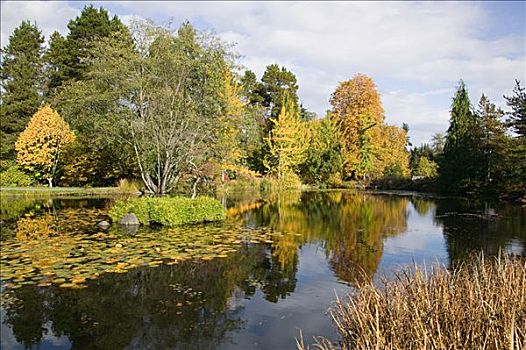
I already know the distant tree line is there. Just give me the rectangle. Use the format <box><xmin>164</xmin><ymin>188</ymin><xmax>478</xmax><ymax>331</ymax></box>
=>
<box><xmin>408</xmin><ymin>80</ymin><xmax>525</xmax><ymax>199</ymax></box>
<box><xmin>1</xmin><ymin>5</ymin><xmax>522</xmax><ymax>199</ymax></box>
<box><xmin>0</xmin><ymin>5</ymin><xmax>410</xmax><ymax>193</ymax></box>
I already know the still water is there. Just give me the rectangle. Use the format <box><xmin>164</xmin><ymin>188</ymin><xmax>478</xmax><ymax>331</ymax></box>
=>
<box><xmin>1</xmin><ymin>190</ymin><xmax>525</xmax><ymax>349</ymax></box>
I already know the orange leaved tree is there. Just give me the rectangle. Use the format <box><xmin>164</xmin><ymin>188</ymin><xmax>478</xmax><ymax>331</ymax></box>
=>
<box><xmin>15</xmin><ymin>105</ymin><xmax>75</xmax><ymax>187</ymax></box>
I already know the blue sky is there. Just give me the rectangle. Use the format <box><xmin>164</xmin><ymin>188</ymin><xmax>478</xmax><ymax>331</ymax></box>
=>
<box><xmin>1</xmin><ymin>1</ymin><xmax>525</xmax><ymax>146</ymax></box>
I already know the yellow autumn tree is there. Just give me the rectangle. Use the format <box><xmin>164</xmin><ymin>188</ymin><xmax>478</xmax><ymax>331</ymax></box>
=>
<box><xmin>377</xmin><ymin>124</ymin><xmax>410</xmax><ymax>177</ymax></box>
<box><xmin>330</xmin><ymin>74</ymin><xmax>409</xmax><ymax>180</ymax></box>
<box><xmin>15</xmin><ymin>105</ymin><xmax>75</xmax><ymax>187</ymax></box>
<box><xmin>330</xmin><ymin>74</ymin><xmax>384</xmax><ymax>180</ymax></box>
<box><xmin>215</xmin><ymin>71</ymin><xmax>246</xmax><ymax>179</ymax></box>
<box><xmin>265</xmin><ymin>93</ymin><xmax>310</xmax><ymax>183</ymax></box>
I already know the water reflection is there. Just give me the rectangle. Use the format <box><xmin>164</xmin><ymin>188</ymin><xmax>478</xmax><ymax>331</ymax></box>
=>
<box><xmin>241</xmin><ymin>191</ymin><xmax>409</xmax><ymax>285</ymax></box>
<box><xmin>1</xmin><ymin>243</ymin><xmax>318</xmax><ymax>349</ymax></box>
<box><xmin>433</xmin><ymin>198</ymin><xmax>526</xmax><ymax>264</ymax></box>
<box><xmin>1</xmin><ymin>191</ymin><xmax>525</xmax><ymax>350</ymax></box>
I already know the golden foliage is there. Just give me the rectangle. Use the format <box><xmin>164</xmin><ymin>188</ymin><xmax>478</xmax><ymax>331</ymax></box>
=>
<box><xmin>377</xmin><ymin>124</ymin><xmax>410</xmax><ymax>177</ymax></box>
<box><xmin>302</xmin><ymin>255</ymin><xmax>526</xmax><ymax>350</ymax></box>
<box><xmin>266</xmin><ymin>95</ymin><xmax>311</xmax><ymax>179</ymax></box>
<box><xmin>15</xmin><ymin>105</ymin><xmax>75</xmax><ymax>185</ymax></box>
<box><xmin>330</xmin><ymin>74</ymin><xmax>409</xmax><ymax>179</ymax></box>
<box><xmin>216</xmin><ymin>71</ymin><xmax>246</xmax><ymax>172</ymax></box>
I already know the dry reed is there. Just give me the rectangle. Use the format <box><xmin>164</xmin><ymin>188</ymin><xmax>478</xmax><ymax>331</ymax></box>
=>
<box><xmin>299</xmin><ymin>254</ymin><xmax>526</xmax><ymax>350</ymax></box>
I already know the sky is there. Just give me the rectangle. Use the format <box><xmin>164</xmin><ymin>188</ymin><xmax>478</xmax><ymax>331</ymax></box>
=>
<box><xmin>1</xmin><ymin>1</ymin><xmax>525</xmax><ymax>146</ymax></box>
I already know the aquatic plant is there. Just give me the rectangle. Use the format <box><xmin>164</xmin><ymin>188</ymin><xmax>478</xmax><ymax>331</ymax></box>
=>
<box><xmin>0</xmin><ymin>207</ymin><xmax>277</xmax><ymax>292</ymax></box>
<box><xmin>298</xmin><ymin>254</ymin><xmax>526</xmax><ymax>350</ymax></box>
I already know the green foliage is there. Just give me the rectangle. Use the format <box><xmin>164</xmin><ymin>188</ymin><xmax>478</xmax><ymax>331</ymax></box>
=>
<box><xmin>239</xmin><ymin>66</ymin><xmax>303</xmax><ymax>176</ymax></box>
<box><xmin>299</xmin><ymin>116</ymin><xmax>343</xmax><ymax>186</ymax></box>
<box><xmin>504</xmin><ymin>80</ymin><xmax>526</xmax><ymax>139</ymax></box>
<box><xmin>440</xmin><ymin>80</ymin><xmax>482</xmax><ymax>192</ymax></box>
<box><xmin>45</xmin><ymin>4</ymin><xmax>130</xmax><ymax>90</ymax></box>
<box><xmin>0</xmin><ymin>161</ymin><xmax>34</xmax><ymax>187</ymax></box>
<box><xmin>0</xmin><ymin>21</ymin><xmax>45</xmax><ymax>160</ymax></box>
<box><xmin>108</xmin><ymin>197</ymin><xmax>152</xmax><ymax>225</ymax></box>
<box><xmin>260</xmin><ymin>64</ymin><xmax>300</xmax><ymax>119</ymax></box>
<box><xmin>55</xmin><ymin>19</ymin><xmax>233</xmax><ymax>194</ymax></box>
<box><xmin>108</xmin><ymin>196</ymin><xmax>226</xmax><ymax>226</ymax></box>
<box><xmin>46</xmin><ymin>7</ymin><xmax>135</xmax><ymax>186</ymax></box>
<box><xmin>410</xmin><ymin>144</ymin><xmax>435</xmax><ymax>176</ymax></box>
<box><xmin>414</xmin><ymin>156</ymin><xmax>438</xmax><ymax>178</ymax></box>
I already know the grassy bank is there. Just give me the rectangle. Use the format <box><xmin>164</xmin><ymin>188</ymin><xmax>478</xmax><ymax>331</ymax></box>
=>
<box><xmin>0</xmin><ymin>186</ymin><xmax>139</xmax><ymax>197</ymax></box>
<box><xmin>299</xmin><ymin>255</ymin><xmax>525</xmax><ymax>350</ymax></box>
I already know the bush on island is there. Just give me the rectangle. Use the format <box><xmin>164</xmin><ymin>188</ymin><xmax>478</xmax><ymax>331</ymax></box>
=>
<box><xmin>108</xmin><ymin>196</ymin><xmax>226</xmax><ymax>226</ymax></box>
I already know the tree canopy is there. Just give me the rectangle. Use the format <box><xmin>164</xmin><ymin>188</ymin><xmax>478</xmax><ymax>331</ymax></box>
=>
<box><xmin>0</xmin><ymin>21</ymin><xmax>45</xmax><ymax>159</ymax></box>
<box><xmin>15</xmin><ymin>106</ymin><xmax>75</xmax><ymax>187</ymax></box>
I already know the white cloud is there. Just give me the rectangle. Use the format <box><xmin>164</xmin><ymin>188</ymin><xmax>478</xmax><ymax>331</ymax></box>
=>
<box><xmin>1</xmin><ymin>1</ymin><xmax>524</xmax><ymax>145</ymax></box>
<box><xmin>0</xmin><ymin>1</ymin><xmax>79</xmax><ymax>45</ymax></box>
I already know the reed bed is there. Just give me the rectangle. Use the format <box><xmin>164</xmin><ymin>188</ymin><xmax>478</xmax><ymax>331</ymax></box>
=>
<box><xmin>299</xmin><ymin>255</ymin><xmax>526</xmax><ymax>350</ymax></box>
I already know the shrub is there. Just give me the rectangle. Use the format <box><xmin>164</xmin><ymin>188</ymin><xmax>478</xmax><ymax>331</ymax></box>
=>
<box><xmin>0</xmin><ymin>161</ymin><xmax>34</xmax><ymax>187</ymax></box>
<box><xmin>299</xmin><ymin>255</ymin><xmax>526</xmax><ymax>350</ymax></box>
<box><xmin>108</xmin><ymin>197</ymin><xmax>151</xmax><ymax>225</ymax></box>
<box><xmin>108</xmin><ymin>196</ymin><xmax>226</xmax><ymax>226</ymax></box>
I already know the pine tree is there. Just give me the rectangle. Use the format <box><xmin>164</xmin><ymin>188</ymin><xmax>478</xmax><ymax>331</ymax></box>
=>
<box><xmin>44</xmin><ymin>31</ymin><xmax>69</xmax><ymax>93</ymax></box>
<box><xmin>440</xmin><ymin>80</ymin><xmax>481</xmax><ymax>192</ymax></box>
<box><xmin>504</xmin><ymin>80</ymin><xmax>526</xmax><ymax>196</ymax></box>
<box><xmin>45</xmin><ymin>5</ymin><xmax>130</xmax><ymax>91</ymax></box>
<box><xmin>476</xmin><ymin>94</ymin><xmax>509</xmax><ymax>192</ymax></box>
<box><xmin>0</xmin><ymin>21</ymin><xmax>45</xmax><ymax>160</ymax></box>
<box><xmin>504</xmin><ymin>80</ymin><xmax>526</xmax><ymax>139</ymax></box>
<box><xmin>261</xmin><ymin>64</ymin><xmax>299</xmax><ymax>120</ymax></box>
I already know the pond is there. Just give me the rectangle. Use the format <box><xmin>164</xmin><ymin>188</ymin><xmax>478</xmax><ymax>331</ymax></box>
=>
<box><xmin>1</xmin><ymin>190</ymin><xmax>525</xmax><ymax>349</ymax></box>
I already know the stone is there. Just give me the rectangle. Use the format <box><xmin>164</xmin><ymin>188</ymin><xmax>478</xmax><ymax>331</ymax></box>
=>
<box><xmin>97</xmin><ymin>221</ymin><xmax>110</xmax><ymax>229</ymax></box>
<box><xmin>120</xmin><ymin>213</ymin><xmax>140</xmax><ymax>226</ymax></box>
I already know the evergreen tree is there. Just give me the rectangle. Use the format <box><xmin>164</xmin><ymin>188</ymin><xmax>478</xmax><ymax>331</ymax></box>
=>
<box><xmin>240</xmin><ymin>70</ymin><xmax>265</xmax><ymax>106</ymax></box>
<box><xmin>504</xmin><ymin>80</ymin><xmax>526</xmax><ymax>139</ymax></box>
<box><xmin>476</xmin><ymin>94</ymin><xmax>509</xmax><ymax>192</ymax></box>
<box><xmin>44</xmin><ymin>31</ymin><xmax>69</xmax><ymax>93</ymax></box>
<box><xmin>504</xmin><ymin>80</ymin><xmax>526</xmax><ymax>196</ymax></box>
<box><xmin>410</xmin><ymin>144</ymin><xmax>435</xmax><ymax>176</ymax></box>
<box><xmin>45</xmin><ymin>5</ymin><xmax>129</xmax><ymax>92</ymax></box>
<box><xmin>261</xmin><ymin>64</ymin><xmax>299</xmax><ymax>120</ymax></box>
<box><xmin>440</xmin><ymin>80</ymin><xmax>482</xmax><ymax>192</ymax></box>
<box><xmin>0</xmin><ymin>21</ymin><xmax>45</xmax><ymax>160</ymax></box>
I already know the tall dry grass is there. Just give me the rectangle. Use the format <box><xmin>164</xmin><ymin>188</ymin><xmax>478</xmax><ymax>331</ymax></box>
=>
<box><xmin>116</xmin><ymin>178</ymin><xmax>142</xmax><ymax>194</ymax></box>
<box><xmin>299</xmin><ymin>255</ymin><xmax>526</xmax><ymax>350</ymax></box>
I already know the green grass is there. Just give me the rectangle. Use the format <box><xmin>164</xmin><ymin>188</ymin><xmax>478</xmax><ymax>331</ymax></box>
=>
<box><xmin>0</xmin><ymin>186</ymin><xmax>134</xmax><ymax>197</ymax></box>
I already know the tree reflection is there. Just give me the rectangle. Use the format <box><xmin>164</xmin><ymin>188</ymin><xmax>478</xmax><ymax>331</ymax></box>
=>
<box><xmin>2</xmin><ymin>239</ymin><xmax>313</xmax><ymax>349</ymax></box>
<box><xmin>242</xmin><ymin>191</ymin><xmax>409</xmax><ymax>286</ymax></box>
<box><xmin>434</xmin><ymin>199</ymin><xmax>526</xmax><ymax>266</ymax></box>
<box><xmin>2</xmin><ymin>191</ymin><xmax>415</xmax><ymax>348</ymax></box>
